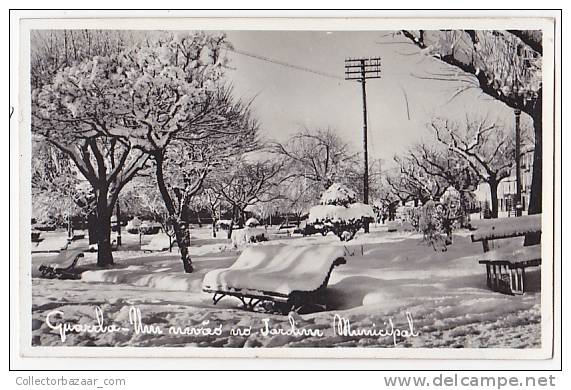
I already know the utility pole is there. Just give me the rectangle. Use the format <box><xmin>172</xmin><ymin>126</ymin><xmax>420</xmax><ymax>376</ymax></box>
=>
<box><xmin>514</xmin><ymin>109</ymin><xmax>522</xmax><ymax>217</ymax></box>
<box><xmin>345</xmin><ymin>57</ymin><xmax>381</xmax><ymax>232</ymax></box>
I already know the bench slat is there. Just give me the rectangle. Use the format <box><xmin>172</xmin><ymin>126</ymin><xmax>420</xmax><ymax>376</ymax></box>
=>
<box><xmin>478</xmin><ymin>244</ymin><xmax>541</xmax><ymax>267</ymax></box>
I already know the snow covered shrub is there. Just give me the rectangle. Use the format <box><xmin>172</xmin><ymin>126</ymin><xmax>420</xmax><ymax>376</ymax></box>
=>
<box><xmin>231</xmin><ymin>227</ymin><xmax>268</xmax><ymax>248</ymax></box>
<box><xmin>320</xmin><ymin>183</ymin><xmax>357</xmax><ymax>206</ymax></box>
<box><xmin>440</xmin><ymin>185</ymin><xmax>474</xmax><ymax>237</ymax></box>
<box><xmin>441</xmin><ymin>186</ymin><xmax>474</xmax><ymax>228</ymax></box>
<box><xmin>440</xmin><ymin>186</ymin><xmax>463</xmax><ymax>229</ymax></box>
<box><xmin>418</xmin><ymin>200</ymin><xmax>448</xmax><ymax>251</ymax></box>
<box><xmin>396</xmin><ymin>205</ymin><xmax>421</xmax><ymax>231</ymax></box>
<box><xmin>245</xmin><ymin>217</ymin><xmax>260</xmax><ymax>227</ymax></box>
<box><xmin>308</xmin><ymin>183</ymin><xmax>375</xmax><ymax>242</ymax></box>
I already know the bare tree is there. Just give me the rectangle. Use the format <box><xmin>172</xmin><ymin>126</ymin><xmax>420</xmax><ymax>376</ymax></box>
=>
<box><xmin>409</xmin><ymin>143</ymin><xmax>478</xmax><ymax>190</ymax></box>
<box><xmin>213</xmin><ymin>158</ymin><xmax>285</xmax><ymax>238</ymax></box>
<box><xmin>398</xmin><ymin>30</ymin><xmax>543</xmax><ymax>229</ymax></box>
<box><xmin>428</xmin><ymin>116</ymin><xmax>521</xmax><ymax>218</ymax></box>
<box><xmin>387</xmin><ymin>152</ymin><xmax>448</xmax><ymax>206</ymax></box>
<box><xmin>198</xmin><ymin>187</ymin><xmax>224</xmax><ymax>238</ymax></box>
<box><xmin>271</xmin><ymin>127</ymin><xmax>358</xmax><ymax>190</ymax></box>
<box><xmin>374</xmin><ymin>186</ymin><xmax>401</xmax><ymax>222</ymax></box>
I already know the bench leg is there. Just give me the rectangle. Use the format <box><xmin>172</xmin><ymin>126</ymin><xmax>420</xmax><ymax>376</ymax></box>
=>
<box><xmin>482</xmin><ymin>240</ymin><xmax>490</xmax><ymax>253</ymax></box>
<box><xmin>499</xmin><ymin>266</ymin><xmax>529</xmax><ymax>295</ymax></box>
<box><xmin>486</xmin><ymin>264</ymin><xmax>516</xmax><ymax>295</ymax></box>
<box><xmin>212</xmin><ymin>293</ymin><xmax>225</xmax><ymax>305</ymax></box>
<box><xmin>485</xmin><ymin>264</ymin><xmax>491</xmax><ymax>288</ymax></box>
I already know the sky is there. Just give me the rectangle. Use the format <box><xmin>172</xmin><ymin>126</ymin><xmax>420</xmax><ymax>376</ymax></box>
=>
<box><xmin>220</xmin><ymin>30</ymin><xmax>527</xmax><ymax>169</ymax></box>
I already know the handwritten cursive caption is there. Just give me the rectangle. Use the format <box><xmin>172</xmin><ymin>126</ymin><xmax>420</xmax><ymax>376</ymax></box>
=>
<box><xmin>44</xmin><ymin>306</ymin><xmax>419</xmax><ymax>345</ymax></box>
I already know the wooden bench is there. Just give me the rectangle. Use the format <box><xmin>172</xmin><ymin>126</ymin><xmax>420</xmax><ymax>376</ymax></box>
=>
<box><xmin>38</xmin><ymin>248</ymin><xmax>85</xmax><ymax>280</ymax></box>
<box><xmin>202</xmin><ymin>245</ymin><xmax>346</xmax><ymax>314</ymax></box>
<box><xmin>31</xmin><ymin>231</ymin><xmax>41</xmax><ymax>243</ymax></box>
<box><xmin>471</xmin><ymin>214</ymin><xmax>541</xmax><ymax>295</ymax></box>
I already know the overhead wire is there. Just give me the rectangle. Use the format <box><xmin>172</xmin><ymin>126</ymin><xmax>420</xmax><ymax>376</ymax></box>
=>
<box><xmin>225</xmin><ymin>45</ymin><xmax>345</xmax><ymax>81</ymax></box>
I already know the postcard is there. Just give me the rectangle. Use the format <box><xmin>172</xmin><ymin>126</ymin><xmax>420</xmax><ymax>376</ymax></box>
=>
<box><xmin>10</xmin><ymin>11</ymin><xmax>559</xmax><ymax>367</ymax></box>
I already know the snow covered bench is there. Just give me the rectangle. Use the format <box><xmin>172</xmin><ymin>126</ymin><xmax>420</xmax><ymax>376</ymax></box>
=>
<box><xmin>141</xmin><ymin>233</ymin><xmax>173</xmax><ymax>252</ymax></box>
<box><xmin>37</xmin><ymin>248</ymin><xmax>84</xmax><ymax>280</ymax></box>
<box><xmin>471</xmin><ymin>214</ymin><xmax>541</xmax><ymax>295</ymax></box>
<box><xmin>230</xmin><ymin>227</ymin><xmax>267</xmax><ymax>248</ymax></box>
<box><xmin>32</xmin><ymin>235</ymin><xmax>70</xmax><ymax>253</ymax></box>
<box><xmin>202</xmin><ymin>245</ymin><xmax>346</xmax><ymax>314</ymax></box>
<box><xmin>70</xmin><ymin>231</ymin><xmax>86</xmax><ymax>241</ymax></box>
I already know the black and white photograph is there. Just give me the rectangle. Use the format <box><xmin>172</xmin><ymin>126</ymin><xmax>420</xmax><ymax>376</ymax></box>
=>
<box><xmin>14</xmin><ymin>14</ymin><xmax>557</xmax><ymax>361</ymax></box>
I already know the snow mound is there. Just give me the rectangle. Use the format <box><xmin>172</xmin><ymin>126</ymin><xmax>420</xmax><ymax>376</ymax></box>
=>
<box><xmin>202</xmin><ymin>244</ymin><xmax>345</xmax><ymax>296</ymax></box>
<box><xmin>32</xmin><ymin>236</ymin><xmax>70</xmax><ymax>253</ymax></box>
<box><xmin>126</xmin><ymin>217</ymin><xmax>142</xmax><ymax>231</ymax></box>
<box><xmin>245</xmin><ymin>217</ymin><xmax>260</xmax><ymax>227</ymax></box>
<box><xmin>81</xmin><ymin>266</ymin><xmax>201</xmax><ymax>292</ymax></box>
<box><xmin>308</xmin><ymin>203</ymin><xmax>375</xmax><ymax>223</ymax></box>
<box><xmin>231</xmin><ymin>227</ymin><xmax>267</xmax><ymax>248</ymax></box>
<box><xmin>141</xmin><ymin>233</ymin><xmax>173</xmax><ymax>251</ymax></box>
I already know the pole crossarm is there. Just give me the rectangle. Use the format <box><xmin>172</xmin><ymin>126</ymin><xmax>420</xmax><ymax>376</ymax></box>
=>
<box><xmin>344</xmin><ymin>58</ymin><xmax>382</xmax><ymax>80</ymax></box>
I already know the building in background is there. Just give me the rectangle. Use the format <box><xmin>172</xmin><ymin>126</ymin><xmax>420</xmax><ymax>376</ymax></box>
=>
<box><xmin>474</xmin><ymin>148</ymin><xmax>534</xmax><ymax>216</ymax></box>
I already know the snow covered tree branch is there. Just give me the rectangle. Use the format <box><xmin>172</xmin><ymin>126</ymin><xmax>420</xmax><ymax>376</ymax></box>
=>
<box><xmin>398</xmin><ymin>29</ymin><xmax>543</xmax><ymax>231</ymax></box>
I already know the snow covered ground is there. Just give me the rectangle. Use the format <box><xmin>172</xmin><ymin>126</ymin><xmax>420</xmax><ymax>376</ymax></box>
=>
<box><xmin>31</xmin><ymin>226</ymin><xmax>541</xmax><ymax>348</ymax></box>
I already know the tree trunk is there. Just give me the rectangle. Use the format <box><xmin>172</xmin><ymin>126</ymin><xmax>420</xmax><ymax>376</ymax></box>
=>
<box><xmin>525</xmin><ymin>103</ymin><xmax>542</xmax><ymax>246</ymax></box>
<box><xmin>67</xmin><ymin>214</ymin><xmax>73</xmax><ymax>240</ymax></box>
<box><xmin>211</xmin><ymin>217</ymin><xmax>217</xmax><ymax>238</ymax></box>
<box><xmin>227</xmin><ymin>205</ymin><xmax>236</xmax><ymax>239</ymax></box>
<box><xmin>527</xmin><ymin>94</ymin><xmax>543</xmax><ymax>216</ymax></box>
<box><xmin>171</xmin><ymin>217</ymin><xmax>193</xmax><ymax>273</ymax></box>
<box><xmin>239</xmin><ymin>209</ymin><xmax>245</xmax><ymax>229</ymax></box>
<box><xmin>87</xmin><ymin>211</ymin><xmax>99</xmax><ymax>245</ymax></box>
<box><xmin>154</xmin><ymin>152</ymin><xmax>193</xmax><ymax>273</ymax></box>
<box><xmin>488</xmin><ymin>177</ymin><xmax>499</xmax><ymax>219</ymax></box>
<box><xmin>95</xmin><ymin>188</ymin><xmax>113</xmax><ymax>267</ymax></box>
<box><xmin>96</xmin><ymin>215</ymin><xmax>113</xmax><ymax>267</ymax></box>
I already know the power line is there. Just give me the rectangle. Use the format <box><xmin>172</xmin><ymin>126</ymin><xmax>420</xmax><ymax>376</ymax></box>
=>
<box><xmin>226</xmin><ymin>45</ymin><xmax>344</xmax><ymax>81</ymax></box>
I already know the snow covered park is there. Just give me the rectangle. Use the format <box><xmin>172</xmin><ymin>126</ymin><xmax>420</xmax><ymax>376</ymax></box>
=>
<box><xmin>27</xmin><ymin>29</ymin><xmax>547</xmax><ymax>353</ymax></box>
<box><xmin>31</xmin><ymin>224</ymin><xmax>541</xmax><ymax>348</ymax></box>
